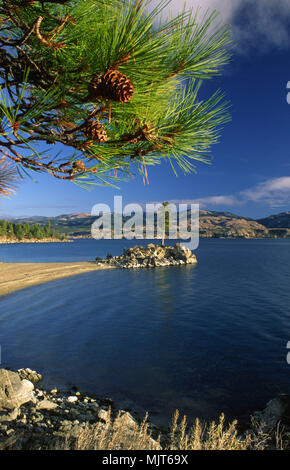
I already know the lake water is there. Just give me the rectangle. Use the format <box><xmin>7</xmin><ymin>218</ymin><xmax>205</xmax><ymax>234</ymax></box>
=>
<box><xmin>0</xmin><ymin>238</ymin><xmax>289</xmax><ymax>426</ymax></box>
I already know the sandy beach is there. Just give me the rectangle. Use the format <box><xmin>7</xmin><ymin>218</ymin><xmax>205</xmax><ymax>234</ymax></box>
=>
<box><xmin>0</xmin><ymin>262</ymin><xmax>114</xmax><ymax>297</ymax></box>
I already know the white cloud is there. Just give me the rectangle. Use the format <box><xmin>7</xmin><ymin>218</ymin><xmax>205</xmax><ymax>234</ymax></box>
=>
<box><xmin>154</xmin><ymin>0</ymin><xmax>290</xmax><ymax>51</ymax></box>
<box><xmin>191</xmin><ymin>195</ymin><xmax>240</xmax><ymax>208</ymax></box>
<box><xmin>241</xmin><ymin>177</ymin><xmax>290</xmax><ymax>205</ymax></box>
<box><xmin>167</xmin><ymin>177</ymin><xmax>290</xmax><ymax>209</ymax></box>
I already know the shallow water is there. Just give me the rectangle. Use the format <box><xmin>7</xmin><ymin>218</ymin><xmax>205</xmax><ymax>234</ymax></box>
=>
<box><xmin>0</xmin><ymin>238</ymin><xmax>289</xmax><ymax>426</ymax></box>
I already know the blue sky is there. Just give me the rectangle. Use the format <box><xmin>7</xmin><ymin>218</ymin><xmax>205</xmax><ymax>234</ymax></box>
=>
<box><xmin>2</xmin><ymin>0</ymin><xmax>290</xmax><ymax>219</ymax></box>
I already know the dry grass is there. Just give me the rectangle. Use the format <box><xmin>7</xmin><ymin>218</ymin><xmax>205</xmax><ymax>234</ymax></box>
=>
<box><xmin>249</xmin><ymin>416</ymin><xmax>290</xmax><ymax>451</ymax></box>
<box><xmin>2</xmin><ymin>408</ymin><xmax>289</xmax><ymax>451</ymax></box>
<box><xmin>169</xmin><ymin>411</ymin><xmax>251</xmax><ymax>450</ymax></box>
<box><xmin>55</xmin><ymin>409</ymin><xmax>161</xmax><ymax>451</ymax></box>
<box><xmin>54</xmin><ymin>409</ymin><xmax>289</xmax><ymax>451</ymax></box>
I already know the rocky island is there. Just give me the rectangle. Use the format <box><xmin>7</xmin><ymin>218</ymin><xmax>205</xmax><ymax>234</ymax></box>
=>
<box><xmin>96</xmin><ymin>243</ymin><xmax>197</xmax><ymax>269</ymax></box>
<box><xmin>0</xmin><ymin>244</ymin><xmax>196</xmax><ymax>298</ymax></box>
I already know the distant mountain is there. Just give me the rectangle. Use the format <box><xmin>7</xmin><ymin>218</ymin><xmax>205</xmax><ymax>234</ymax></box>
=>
<box><xmin>9</xmin><ymin>209</ymin><xmax>274</xmax><ymax>239</ymax></box>
<box><xmin>200</xmin><ymin>210</ymin><xmax>253</xmax><ymax>221</ymax></box>
<box><xmin>13</xmin><ymin>213</ymin><xmax>94</xmax><ymax>236</ymax></box>
<box><xmin>199</xmin><ymin>210</ymin><xmax>268</xmax><ymax>238</ymax></box>
<box><xmin>258</xmin><ymin>212</ymin><xmax>290</xmax><ymax>228</ymax></box>
<box><xmin>10</xmin><ymin>209</ymin><xmax>290</xmax><ymax>238</ymax></box>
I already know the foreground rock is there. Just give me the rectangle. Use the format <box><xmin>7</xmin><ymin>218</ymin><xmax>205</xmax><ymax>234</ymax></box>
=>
<box><xmin>1</xmin><ymin>368</ymin><xmax>289</xmax><ymax>450</ymax></box>
<box><xmin>96</xmin><ymin>243</ymin><xmax>197</xmax><ymax>269</ymax></box>
<box><xmin>253</xmin><ymin>395</ymin><xmax>290</xmax><ymax>431</ymax></box>
<box><xmin>0</xmin><ymin>369</ymin><xmax>35</xmax><ymax>410</ymax></box>
<box><xmin>0</xmin><ymin>368</ymin><xmax>161</xmax><ymax>450</ymax></box>
<box><xmin>17</xmin><ymin>368</ymin><xmax>42</xmax><ymax>384</ymax></box>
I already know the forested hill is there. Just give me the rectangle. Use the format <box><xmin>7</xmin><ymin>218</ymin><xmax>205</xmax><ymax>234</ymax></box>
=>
<box><xmin>258</xmin><ymin>212</ymin><xmax>290</xmax><ymax>228</ymax></box>
<box><xmin>0</xmin><ymin>219</ymin><xmax>65</xmax><ymax>242</ymax></box>
<box><xmin>6</xmin><ymin>209</ymin><xmax>290</xmax><ymax>239</ymax></box>
<box><xmin>8</xmin><ymin>210</ymin><xmax>290</xmax><ymax>239</ymax></box>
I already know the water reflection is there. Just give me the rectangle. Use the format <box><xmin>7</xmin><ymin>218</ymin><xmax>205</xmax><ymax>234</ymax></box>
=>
<box><xmin>0</xmin><ymin>239</ymin><xmax>289</xmax><ymax>426</ymax></box>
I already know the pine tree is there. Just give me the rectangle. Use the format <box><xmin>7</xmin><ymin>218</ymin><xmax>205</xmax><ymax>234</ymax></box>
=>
<box><xmin>24</xmin><ymin>222</ymin><xmax>31</xmax><ymax>238</ymax></box>
<box><xmin>0</xmin><ymin>0</ymin><xmax>231</xmax><ymax>191</ymax></box>
<box><xmin>31</xmin><ymin>223</ymin><xmax>43</xmax><ymax>239</ymax></box>
<box><xmin>159</xmin><ymin>201</ymin><xmax>171</xmax><ymax>247</ymax></box>
<box><xmin>0</xmin><ymin>219</ymin><xmax>7</xmax><ymax>236</ymax></box>
<box><xmin>0</xmin><ymin>217</ymin><xmax>66</xmax><ymax>240</ymax></box>
<box><xmin>6</xmin><ymin>221</ymin><xmax>15</xmax><ymax>238</ymax></box>
<box><xmin>14</xmin><ymin>223</ymin><xmax>25</xmax><ymax>240</ymax></box>
<box><xmin>44</xmin><ymin>220</ymin><xmax>51</xmax><ymax>237</ymax></box>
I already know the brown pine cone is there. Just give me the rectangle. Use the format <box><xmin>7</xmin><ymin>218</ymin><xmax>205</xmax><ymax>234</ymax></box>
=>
<box><xmin>88</xmin><ymin>69</ymin><xmax>133</xmax><ymax>103</ymax></box>
<box><xmin>72</xmin><ymin>160</ymin><xmax>86</xmax><ymax>172</ymax></box>
<box><xmin>84</xmin><ymin>120</ymin><xmax>107</xmax><ymax>143</ymax></box>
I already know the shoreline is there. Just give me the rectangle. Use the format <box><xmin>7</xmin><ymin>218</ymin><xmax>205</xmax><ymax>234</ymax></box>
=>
<box><xmin>0</xmin><ymin>368</ymin><xmax>288</xmax><ymax>450</ymax></box>
<box><xmin>0</xmin><ymin>238</ymin><xmax>70</xmax><ymax>244</ymax></box>
<box><xmin>0</xmin><ymin>262</ymin><xmax>114</xmax><ymax>297</ymax></box>
<box><xmin>0</xmin><ymin>368</ymin><xmax>163</xmax><ymax>450</ymax></box>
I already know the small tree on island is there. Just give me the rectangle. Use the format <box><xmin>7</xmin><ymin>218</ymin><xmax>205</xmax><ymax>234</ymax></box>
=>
<box><xmin>158</xmin><ymin>201</ymin><xmax>171</xmax><ymax>247</ymax></box>
<box><xmin>0</xmin><ymin>0</ymin><xmax>231</xmax><ymax>195</ymax></box>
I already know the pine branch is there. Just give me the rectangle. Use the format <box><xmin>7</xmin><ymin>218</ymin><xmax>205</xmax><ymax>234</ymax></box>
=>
<box><xmin>0</xmin><ymin>156</ymin><xmax>19</xmax><ymax>195</ymax></box>
<box><xmin>0</xmin><ymin>0</ymin><xmax>232</xmax><ymax>190</ymax></box>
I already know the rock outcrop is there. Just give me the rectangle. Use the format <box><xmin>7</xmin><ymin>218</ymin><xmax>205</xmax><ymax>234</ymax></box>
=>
<box><xmin>253</xmin><ymin>395</ymin><xmax>290</xmax><ymax>431</ymax></box>
<box><xmin>0</xmin><ymin>369</ymin><xmax>161</xmax><ymax>450</ymax></box>
<box><xmin>96</xmin><ymin>243</ymin><xmax>197</xmax><ymax>269</ymax></box>
<box><xmin>1</xmin><ymin>366</ymin><xmax>289</xmax><ymax>450</ymax></box>
<box><xmin>0</xmin><ymin>369</ymin><xmax>35</xmax><ymax>410</ymax></box>
<box><xmin>17</xmin><ymin>368</ymin><xmax>42</xmax><ymax>384</ymax></box>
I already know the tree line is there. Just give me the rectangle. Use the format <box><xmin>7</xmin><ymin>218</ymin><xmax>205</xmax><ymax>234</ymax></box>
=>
<box><xmin>0</xmin><ymin>219</ymin><xmax>63</xmax><ymax>241</ymax></box>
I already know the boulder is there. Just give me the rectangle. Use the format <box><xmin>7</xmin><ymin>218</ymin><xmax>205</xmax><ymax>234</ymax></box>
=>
<box><xmin>36</xmin><ymin>399</ymin><xmax>58</xmax><ymax>411</ymax></box>
<box><xmin>89</xmin><ymin>402</ymin><xmax>100</xmax><ymax>412</ymax></box>
<box><xmin>67</xmin><ymin>396</ymin><xmax>78</xmax><ymax>403</ymax></box>
<box><xmin>0</xmin><ymin>407</ymin><xmax>20</xmax><ymax>422</ymax></box>
<box><xmin>253</xmin><ymin>395</ymin><xmax>290</xmax><ymax>430</ymax></box>
<box><xmin>146</xmin><ymin>243</ymin><xmax>156</xmax><ymax>250</ymax></box>
<box><xmin>98</xmin><ymin>408</ymin><xmax>110</xmax><ymax>422</ymax></box>
<box><xmin>118</xmin><ymin>411</ymin><xmax>138</xmax><ymax>430</ymax></box>
<box><xmin>18</xmin><ymin>368</ymin><xmax>42</xmax><ymax>384</ymax></box>
<box><xmin>154</xmin><ymin>249</ymin><xmax>166</xmax><ymax>259</ymax></box>
<box><xmin>117</xmin><ymin>411</ymin><xmax>161</xmax><ymax>450</ymax></box>
<box><xmin>0</xmin><ymin>369</ymin><xmax>35</xmax><ymax>410</ymax></box>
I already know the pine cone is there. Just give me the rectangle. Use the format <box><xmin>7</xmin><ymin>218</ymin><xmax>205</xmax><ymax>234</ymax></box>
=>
<box><xmin>84</xmin><ymin>120</ymin><xmax>107</xmax><ymax>143</ymax></box>
<box><xmin>72</xmin><ymin>160</ymin><xmax>86</xmax><ymax>173</ymax></box>
<box><xmin>88</xmin><ymin>70</ymin><xmax>133</xmax><ymax>103</ymax></box>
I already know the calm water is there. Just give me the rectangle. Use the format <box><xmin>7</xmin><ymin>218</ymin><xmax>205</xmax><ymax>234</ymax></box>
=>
<box><xmin>0</xmin><ymin>238</ymin><xmax>289</xmax><ymax>426</ymax></box>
